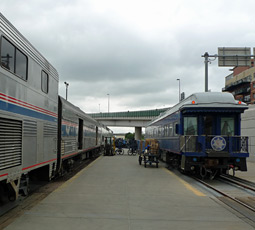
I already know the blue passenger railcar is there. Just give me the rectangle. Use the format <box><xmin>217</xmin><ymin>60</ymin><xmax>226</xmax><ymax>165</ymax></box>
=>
<box><xmin>145</xmin><ymin>92</ymin><xmax>249</xmax><ymax>177</ymax></box>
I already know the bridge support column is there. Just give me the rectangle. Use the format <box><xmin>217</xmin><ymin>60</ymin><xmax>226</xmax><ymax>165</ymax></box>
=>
<box><xmin>135</xmin><ymin>127</ymin><xmax>142</xmax><ymax>140</ymax></box>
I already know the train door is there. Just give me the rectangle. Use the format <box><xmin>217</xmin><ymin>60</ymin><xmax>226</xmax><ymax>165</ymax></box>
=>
<box><xmin>201</xmin><ymin>115</ymin><xmax>218</xmax><ymax>150</ymax></box>
<box><xmin>96</xmin><ymin>126</ymin><xmax>98</xmax><ymax>145</ymax></box>
<box><xmin>78</xmin><ymin>119</ymin><xmax>83</xmax><ymax>149</ymax></box>
<box><xmin>202</xmin><ymin>115</ymin><xmax>215</xmax><ymax>136</ymax></box>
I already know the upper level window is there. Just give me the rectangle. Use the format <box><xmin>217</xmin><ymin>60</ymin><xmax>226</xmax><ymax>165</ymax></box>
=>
<box><xmin>41</xmin><ymin>70</ymin><xmax>49</xmax><ymax>93</ymax></box>
<box><xmin>1</xmin><ymin>37</ymin><xmax>27</xmax><ymax>80</ymax></box>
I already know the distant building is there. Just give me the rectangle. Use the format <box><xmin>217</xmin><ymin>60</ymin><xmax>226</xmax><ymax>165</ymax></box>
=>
<box><xmin>223</xmin><ymin>61</ymin><xmax>255</xmax><ymax>104</ymax></box>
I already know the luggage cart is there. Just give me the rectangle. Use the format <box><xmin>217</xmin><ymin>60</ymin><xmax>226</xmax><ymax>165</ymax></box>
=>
<box><xmin>138</xmin><ymin>139</ymin><xmax>159</xmax><ymax>168</ymax></box>
<box><xmin>143</xmin><ymin>151</ymin><xmax>159</xmax><ymax>168</ymax></box>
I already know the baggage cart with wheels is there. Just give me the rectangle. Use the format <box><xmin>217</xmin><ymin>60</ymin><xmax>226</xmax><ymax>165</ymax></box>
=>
<box><xmin>138</xmin><ymin>139</ymin><xmax>159</xmax><ymax>168</ymax></box>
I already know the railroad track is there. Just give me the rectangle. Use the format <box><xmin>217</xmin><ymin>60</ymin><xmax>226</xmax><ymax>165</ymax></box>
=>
<box><xmin>220</xmin><ymin>174</ymin><xmax>255</xmax><ymax>188</ymax></box>
<box><xmin>193</xmin><ymin>175</ymin><xmax>255</xmax><ymax>224</ymax></box>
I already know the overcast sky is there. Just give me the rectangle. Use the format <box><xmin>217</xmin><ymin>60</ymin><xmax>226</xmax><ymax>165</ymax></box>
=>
<box><xmin>2</xmin><ymin>0</ymin><xmax>255</xmax><ymax>132</ymax></box>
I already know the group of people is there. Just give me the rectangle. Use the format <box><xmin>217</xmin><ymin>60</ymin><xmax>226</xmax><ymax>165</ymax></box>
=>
<box><xmin>114</xmin><ymin>138</ymin><xmax>138</xmax><ymax>153</ymax></box>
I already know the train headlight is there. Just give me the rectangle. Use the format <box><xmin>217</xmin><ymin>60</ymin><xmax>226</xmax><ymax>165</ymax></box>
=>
<box><xmin>236</xmin><ymin>158</ymin><xmax>240</xmax><ymax>163</ymax></box>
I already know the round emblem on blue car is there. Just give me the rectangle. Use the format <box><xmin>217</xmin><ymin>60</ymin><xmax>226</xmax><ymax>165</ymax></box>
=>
<box><xmin>211</xmin><ymin>136</ymin><xmax>226</xmax><ymax>151</ymax></box>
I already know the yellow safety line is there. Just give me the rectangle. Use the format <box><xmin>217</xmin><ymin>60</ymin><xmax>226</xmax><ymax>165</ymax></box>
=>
<box><xmin>56</xmin><ymin>155</ymin><xmax>103</xmax><ymax>191</ymax></box>
<box><xmin>163</xmin><ymin>168</ymin><xmax>206</xmax><ymax>197</ymax></box>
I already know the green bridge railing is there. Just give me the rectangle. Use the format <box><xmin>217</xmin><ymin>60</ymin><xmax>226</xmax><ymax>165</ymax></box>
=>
<box><xmin>89</xmin><ymin>108</ymin><xmax>169</xmax><ymax>119</ymax></box>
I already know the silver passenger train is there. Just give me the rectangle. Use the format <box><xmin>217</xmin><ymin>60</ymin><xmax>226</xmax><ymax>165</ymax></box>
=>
<box><xmin>0</xmin><ymin>13</ymin><xmax>112</xmax><ymax>201</ymax></box>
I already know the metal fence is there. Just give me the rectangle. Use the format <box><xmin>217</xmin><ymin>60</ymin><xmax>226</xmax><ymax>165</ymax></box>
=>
<box><xmin>180</xmin><ymin>135</ymin><xmax>248</xmax><ymax>154</ymax></box>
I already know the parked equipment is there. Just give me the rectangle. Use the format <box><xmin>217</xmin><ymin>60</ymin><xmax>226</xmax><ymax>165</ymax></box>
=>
<box><xmin>138</xmin><ymin>139</ymin><xmax>160</xmax><ymax>168</ymax></box>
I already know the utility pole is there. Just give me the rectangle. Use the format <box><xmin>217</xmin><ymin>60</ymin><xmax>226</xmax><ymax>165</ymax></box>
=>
<box><xmin>204</xmin><ymin>52</ymin><xmax>209</xmax><ymax>92</ymax></box>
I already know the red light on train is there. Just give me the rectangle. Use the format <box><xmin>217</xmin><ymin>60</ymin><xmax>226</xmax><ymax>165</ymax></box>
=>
<box><xmin>192</xmin><ymin>100</ymin><xmax>195</xmax><ymax>104</ymax></box>
<box><xmin>238</xmin><ymin>101</ymin><xmax>242</xmax><ymax>104</ymax></box>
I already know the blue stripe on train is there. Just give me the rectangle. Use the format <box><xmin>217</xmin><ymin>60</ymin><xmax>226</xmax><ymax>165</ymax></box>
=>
<box><xmin>0</xmin><ymin>100</ymin><xmax>57</xmax><ymax>123</ymax></box>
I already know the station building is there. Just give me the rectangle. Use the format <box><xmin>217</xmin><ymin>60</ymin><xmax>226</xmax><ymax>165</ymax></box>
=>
<box><xmin>223</xmin><ymin>61</ymin><xmax>255</xmax><ymax>104</ymax></box>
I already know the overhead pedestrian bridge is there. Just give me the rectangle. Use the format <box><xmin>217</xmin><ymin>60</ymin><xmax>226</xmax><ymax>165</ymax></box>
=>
<box><xmin>89</xmin><ymin>108</ymin><xmax>169</xmax><ymax>139</ymax></box>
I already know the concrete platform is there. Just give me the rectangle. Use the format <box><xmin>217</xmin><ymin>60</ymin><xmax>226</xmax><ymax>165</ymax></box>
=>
<box><xmin>235</xmin><ymin>161</ymin><xmax>255</xmax><ymax>183</ymax></box>
<box><xmin>4</xmin><ymin>154</ymin><xmax>255</xmax><ymax>230</ymax></box>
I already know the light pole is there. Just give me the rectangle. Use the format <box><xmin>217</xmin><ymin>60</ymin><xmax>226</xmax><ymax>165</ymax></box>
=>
<box><xmin>204</xmin><ymin>52</ymin><xmax>209</xmax><ymax>92</ymax></box>
<box><xmin>107</xmin><ymin>94</ymin><xmax>110</xmax><ymax>113</ymax></box>
<box><xmin>99</xmin><ymin>104</ymin><xmax>100</xmax><ymax>112</ymax></box>
<box><xmin>176</xmin><ymin>79</ymin><xmax>180</xmax><ymax>102</ymax></box>
<box><xmin>64</xmin><ymin>81</ymin><xmax>69</xmax><ymax>100</ymax></box>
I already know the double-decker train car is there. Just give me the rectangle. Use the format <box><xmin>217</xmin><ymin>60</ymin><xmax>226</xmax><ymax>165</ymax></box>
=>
<box><xmin>0</xmin><ymin>13</ymin><xmax>59</xmax><ymax>200</ymax></box>
<box><xmin>0</xmin><ymin>13</ymin><xmax>111</xmax><ymax>201</ymax></box>
<box><xmin>145</xmin><ymin>92</ymin><xmax>249</xmax><ymax>178</ymax></box>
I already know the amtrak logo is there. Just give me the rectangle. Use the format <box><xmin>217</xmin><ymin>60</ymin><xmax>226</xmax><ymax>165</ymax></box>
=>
<box><xmin>211</xmin><ymin>136</ymin><xmax>226</xmax><ymax>151</ymax></box>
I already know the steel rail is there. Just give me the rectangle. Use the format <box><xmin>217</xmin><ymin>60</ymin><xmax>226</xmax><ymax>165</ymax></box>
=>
<box><xmin>193</xmin><ymin>176</ymin><xmax>255</xmax><ymax>212</ymax></box>
<box><xmin>219</xmin><ymin>174</ymin><xmax>255</xmax><ymax>192</ymax></box>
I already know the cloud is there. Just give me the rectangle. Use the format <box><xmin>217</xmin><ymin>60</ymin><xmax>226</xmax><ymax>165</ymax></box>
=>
<box><xmin>2</xmin><ymin>0</ymin><xmax>255</xmax><ymax>118</ymax></box>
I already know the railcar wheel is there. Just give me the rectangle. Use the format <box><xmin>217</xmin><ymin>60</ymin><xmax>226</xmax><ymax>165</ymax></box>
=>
<box><xmin>200</xmin><ymin>166</ymin><xmax>207</xmax><ymax>179</ymax></box>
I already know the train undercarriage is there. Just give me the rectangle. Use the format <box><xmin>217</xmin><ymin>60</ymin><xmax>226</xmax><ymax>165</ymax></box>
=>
<box><xmin>163</xmin><ymin>150</ymin><xmax>247</xmax><ymax>179</ymax></box>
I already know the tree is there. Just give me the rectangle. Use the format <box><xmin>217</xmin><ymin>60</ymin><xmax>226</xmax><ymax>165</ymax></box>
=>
<box><xmin>125</xmin><ymin>132</ymin><xmax>134</xmax><ymax>140</ymax></box>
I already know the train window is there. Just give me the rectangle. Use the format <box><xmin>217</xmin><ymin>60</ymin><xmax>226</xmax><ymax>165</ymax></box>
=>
<box><xmin>1</xmin><ymin>37</ymin><xmax>28</xmax><ymax>80</ymax></box>
<box><xmin>221</xmin><ymin>117</ymin><xmax>234</xmax><ymax>136</ymax></box>
<box><xmin>16</xmin><ymin>49</ymin><xmax>27</xmax><ymax>80</ymax></box>
<box><xmin>184</xmin><ymin>117</ymin><xmax>197</xmax><ymax>135</ymax></box>
<box><xmin>41</xmin><ymin>71</ymin><xmax>49</xmax><ymax>93</ymax></box>
<box><xmin>169</xmin><ymin>123</ymin><xmax>173</xmax><ymax>136</ymax></box>
<box><xmin>161</xmin><ymin>126</ymin><xmax>164</xmax><ymax>137</ymax></box>
<box><xmin>1</xmin><ymin>37</ymin><xmax>15</xmax><ymax>72</ymax></box>
<box><xmin>174</xmin><ymin>122</ymin><xmax>178</xmax><ymax>136</ymax></box>
<box><xmin>153</xmin><ymin>128</ymin><xmax>157</xmax><ymax>137</ymax></box>
<box><xmin>164</xmin><ymin>125</ymin><xmax>168</xmax><ymax>136</ymax></box>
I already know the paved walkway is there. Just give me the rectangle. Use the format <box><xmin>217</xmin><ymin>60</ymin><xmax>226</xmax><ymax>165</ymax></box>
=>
<box><xmin>5</xmin><ymin>154</ymin><xmax>254</xmax><ymax>230</ymax></box>
<box><xmin>235</xmin><ymin>160</ymin><xmax>255</xmax><ymax>183</ymax></box>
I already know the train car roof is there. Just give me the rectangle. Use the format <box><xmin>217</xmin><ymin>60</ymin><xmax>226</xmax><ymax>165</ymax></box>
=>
<box><xmin>0</xmin><ymin>13</ymin><xmax>59</xmax><ymax>81</ymax></box>
<box><xmin>147</xmin><ymin>92</ymin><xmax>248</xmax><ymax>126</ymax></box>
<box><xmin>59</xmin><ymin>96</ymin><xmax>99</xmax><ymax>125</ymax></box>
<box><xmin>59</xmin><ymin>96</ymin><xmax>112</xmax><ymax>131</ymax></box>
